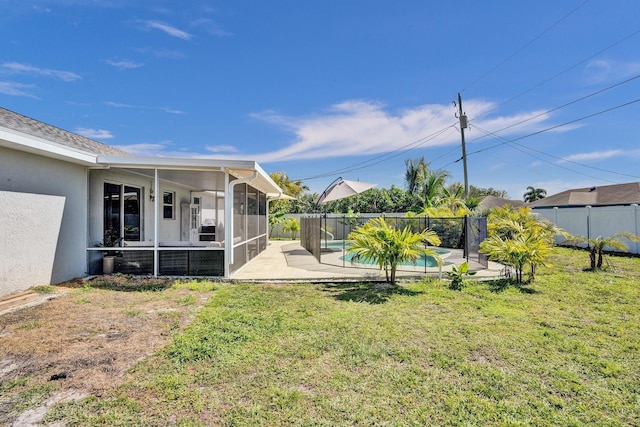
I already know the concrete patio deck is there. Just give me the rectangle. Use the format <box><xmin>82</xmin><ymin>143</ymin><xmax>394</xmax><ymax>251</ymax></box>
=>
<box><xmin>232</xmin><ymin>240</ymin><xmax>506</xmax><ymax>282</ymax></box>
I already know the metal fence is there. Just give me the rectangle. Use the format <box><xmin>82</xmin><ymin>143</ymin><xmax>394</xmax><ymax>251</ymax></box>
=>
<box><xmin>299</xmin><ymin>214</ymin><xmax>488</xmax><ymax>271</ymax></box>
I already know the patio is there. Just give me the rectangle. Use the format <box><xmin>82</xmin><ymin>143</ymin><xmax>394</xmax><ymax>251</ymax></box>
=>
<box><xmin>231</xmin><ymin>240</ymin><xmax>506</xmax><ymax>282</ymax></box>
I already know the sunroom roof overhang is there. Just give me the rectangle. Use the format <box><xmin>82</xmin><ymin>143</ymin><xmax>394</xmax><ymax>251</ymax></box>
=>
<box><xmin>95</xmin><ymin>156</ymin><xmax>283</xmax><ymax>196</ymax></box>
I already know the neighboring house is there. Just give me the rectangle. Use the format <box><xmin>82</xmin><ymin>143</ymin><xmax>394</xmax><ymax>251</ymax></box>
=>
<box><xmin>529</xmin><ymin>182</ymin><xmax>640</xmax><ymax>208</ymax></box>
<box><xmin>529</xmin><ymin>182</ymin><xmax>640</xmax><ymax>255</ymax></box>
<box><xmin>0</xmin><ymin>108</ymin><xmax>285</xmax><ymax>298</ymax></box>
<box><xmin>477</xmin><ymin>195</ymin><xmax>526</xmax><ymax>212</ymax></box>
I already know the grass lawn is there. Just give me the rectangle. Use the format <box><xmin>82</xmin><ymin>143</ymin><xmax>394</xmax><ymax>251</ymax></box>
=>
<box><xmin>40</xmin><ymin>248</ymin><xmax>640</xmax><ymax>426</ymax></box>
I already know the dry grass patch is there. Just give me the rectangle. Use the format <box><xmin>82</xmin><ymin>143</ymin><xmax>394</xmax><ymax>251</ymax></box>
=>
<box><xmin>0</xmin><ymin>276</ymin><xmax>214</xmax><ymax>425</ymax></box>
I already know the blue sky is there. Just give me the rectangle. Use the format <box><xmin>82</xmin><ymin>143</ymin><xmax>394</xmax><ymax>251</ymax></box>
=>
<box><xmin>1</xmin><ymin>0</ymin><xmax>639</xmax><ymax>199</ymax></box>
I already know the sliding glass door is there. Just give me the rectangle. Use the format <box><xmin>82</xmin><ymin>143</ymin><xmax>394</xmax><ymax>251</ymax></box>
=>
<box><xmin>104</xmin><ymin>183</ymin><xmax>141</xmax><ymax>243</ymax></box>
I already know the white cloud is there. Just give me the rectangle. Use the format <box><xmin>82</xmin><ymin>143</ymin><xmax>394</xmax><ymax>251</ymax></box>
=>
<box><xmin>104</xmin><ymin>101</ymin><xmax>184</xmax><ymax>114</ymax></box>
<box><xmin>160</xmin><ymin>107</ymin><xmax>185</xmax><ymax>115</ymax></box>
<box><xmin>205</xmin><ymin>145</ymin><xmax>238</xmax><ymax>153</ymax></box>
<box><xmin>106</xmin><ymin>99</ymin><xmax>565</xmax><ymax>164</ymax></box>
<box><xmin>75</xmin><ymin>128</ymin><xmax>114</xmax><ymax>139</ymax></box>
<box><xmin>560</xmin><ymin>149</ymin><xmax>640</xmax><ymax>163</ymax></box>
<box><xmin>105</xmin><ymin>59</ymin><xmax>144</xmax><ymax>69</ymax></box>
<box><xmin>246</xmin><ymin>99</ymin><xmax>561</xmax><ymax>163</ymax></box>
<box><xmin>584</xmin><ymin>59</ymin><xmax>640</xmax><ymax>84</ymax></box>
<box><xmin>191</xmin><ymin>18</ymin><xmax>232</xmax><ymax>37</ymax></box>
<box><xmin>104</xmin><ymin>101</ymin><xmax>133</xmax><ymax>108</ymax></box>
<box><xmin>1</xmin><ymin>62</ymin><xmax>80</xmax><ymax>81</ymax></box>
<box><xmin>0</xmin><ymin>81</ymin><xmax>38</xmax><ymax>98</ymax></box>
<box><xmin>134</xmin><ymin>47</ymin><xmax>185</xmax><ymax>59</ymax></box>
<box><xmin>144</xmin><ymin>20</ymin><xmax>192</xmax><ymax>40</ymax></box>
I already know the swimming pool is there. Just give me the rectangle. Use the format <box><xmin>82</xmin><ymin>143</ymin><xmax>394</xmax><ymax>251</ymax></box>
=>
<box><xmin>324</xmin><ymin>240</ymin><xmax>450</xmax><ymax>268</ymax></box>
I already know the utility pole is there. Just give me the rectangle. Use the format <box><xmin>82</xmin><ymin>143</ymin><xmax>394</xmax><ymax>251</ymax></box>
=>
<box><xmin>456</xmin><ymin>92</ymin><xmax>469</xmax><ymax>197</ymax></box>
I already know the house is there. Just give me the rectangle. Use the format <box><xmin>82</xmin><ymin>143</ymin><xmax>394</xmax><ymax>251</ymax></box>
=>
<box><xmin>476</xmin><ymin>195</ymin><xmax>526</xmax><ymax>212</ymax></box>
<box><xmin>529</xmin><ymin>182</ymin><xmax>640</xmax><ymax>255</ymax></box>
<box><xmin>0</xmin><ymin>108</ymin><xmax>285</xmax><ymax>298</ymax></box>
<box><xmin>529</xmin><ymin>182</ymin><xmax>640</xmax><ymax>208</ymax></box>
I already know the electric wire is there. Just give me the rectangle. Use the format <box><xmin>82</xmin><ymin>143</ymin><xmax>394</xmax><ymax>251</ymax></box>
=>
<box><xmin>466</xmin><ymin>73</ymin><xmax>640</xmax><ymax>145</ymax></box>
<box><xmin>466</xmin><ymin>98</ymin><xmax>640</xmax><ymax>157</ymax></box>
<box><xmin>296</xmin><ymin>123</ymin><xmax>458</xmax><ymax>181</ymax></box>
<box><xmin>497</xmin><ymin>28</ymin><xmax>640</xmax><ymax>108</ymax></box>
<box><xmin>471</xmin><ymin>125</ymin><xmax>621</xmax><ymax>184</ymax></box>
<box><xmin>473</xmin><ymin>124</ymin><xmax>640</xmax><ymax>180</ymax></box>
<box><xmin>462</xmin><ymin>0</ymin><xmax>589</xmax><ymax>93</ymax></box>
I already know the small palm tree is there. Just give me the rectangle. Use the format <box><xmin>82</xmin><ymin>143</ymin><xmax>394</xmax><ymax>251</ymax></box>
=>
<box><xmin>564</xmin><ymin>232</ymin><xmax>640</xmax><ymax>270</ymax></box>
<box><xmin>282</xmin><ymin>218</ymin><xmax>301</xmax><ymax>240</ymax></box>
<box><xmin>523</xmin><ymin>186</ymin><xmax>547</xmax><ymax>203</ymax></box>
<box><xmin>347</xmin><ymin>217</ymin><xmax>441</xmax><ymax>285</ymax></box>
<box><xmin>480</xmin><ymin>206</ymin><xmax>562</xmax><ymax>283</ymax></box>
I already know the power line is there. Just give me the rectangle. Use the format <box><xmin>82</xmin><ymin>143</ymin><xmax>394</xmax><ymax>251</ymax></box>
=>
<box><xmin>474</xmin><ymin>125</ymin><xmax>640</xmax><ymax>183</ymax></box>
<box><xmin>296</xmin><ymin>123</ymin><xmax>457</xmax><ymax>181</ymax></box>
<box><xmin>466</xmin><ymin>98</ymin><xmax>640</xmax><ymax>156</ymax></box>
<box><xmin>462</xmin><ymin>0</ymin><xmax>589</xmax><ymax>92</ymax></box>
<box><xmin>466</xmin><ymin>73</ymin><xmax>640</xmax><ymax>145</ymax></box>
<box><xmin>498</xmin><ymin>28</ymin><xmax>640</xmax><ymax>108</ymax></box>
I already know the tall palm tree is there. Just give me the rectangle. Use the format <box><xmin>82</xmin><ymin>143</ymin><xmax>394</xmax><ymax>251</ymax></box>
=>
<box><xmin>423</xmin><ymin>168</ymin><xmax>450</xmax><ymax>207</ymax></box>
<box><xmin>523</xmin><ymin>186</ymin><xmax>547</xmax><ymax>202</ymax></box>
<box><xmin>404</xmin><ymin>157</ymin><xmax>428</xmax><ymax>198</ymax></box>
<box><xmin>404</xmin><ymin>157</ymin><xmax>450</xmax><ymax>208</ymax></box>
<box><xmin>269</xmin><ymin>171</ymin><xmax>308</xmax><ymax>198</ymax></box>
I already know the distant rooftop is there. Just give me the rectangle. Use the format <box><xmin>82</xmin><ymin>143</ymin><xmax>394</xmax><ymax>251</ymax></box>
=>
<box><xmin>530</xmin><ymin>182</ymin><xmax>640</xmax><ymax>208</ymax></box>
<box><xmin>0</xmin><ymin>107</ymin><xmax>131</xmax><ymax>157</ymax></box>
<box><xmin>477</xmin><ymin>195</ymin><xmax>526</xmax><ymax>211</ymax></box>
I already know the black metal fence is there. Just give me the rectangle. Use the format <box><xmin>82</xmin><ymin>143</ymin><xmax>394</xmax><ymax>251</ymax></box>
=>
<box><xmin>299</xmin><ymin>214</ymin><xmax>489</xmax><ymax>271</ymax></box>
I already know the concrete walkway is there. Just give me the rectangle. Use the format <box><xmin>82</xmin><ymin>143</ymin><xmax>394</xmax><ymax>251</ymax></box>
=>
<box><xmin>232</xmin><ymin>240</ymin><xmax>506</xmax><ymax>282</ymax></box>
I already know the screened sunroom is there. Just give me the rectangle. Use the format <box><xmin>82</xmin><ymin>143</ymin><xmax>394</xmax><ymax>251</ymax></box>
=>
<box><xmin>86</xmin><ymin>157</ymin><xmax>284</xmax><ymax>278</ymax></box>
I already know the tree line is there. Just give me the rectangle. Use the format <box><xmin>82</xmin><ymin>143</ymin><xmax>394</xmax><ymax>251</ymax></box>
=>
<box><xmin>270</xmin><ymin>156</ymin><xmax>516</xmax><ymax>215</ymax></box>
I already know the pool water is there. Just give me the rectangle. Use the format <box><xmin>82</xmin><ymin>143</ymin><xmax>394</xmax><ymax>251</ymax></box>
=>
<box><xmin>326</xmin><ymin>241</ymin><xmax>449</xmax><ymax>268</ymax></box>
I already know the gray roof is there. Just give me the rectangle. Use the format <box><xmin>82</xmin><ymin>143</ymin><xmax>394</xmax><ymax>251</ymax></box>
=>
<box><xmin>477</xmin><ymin>195</ymin><xmax>527</xmax><ymax>211</ymax></box>
<box><xmin>0</xmin><ymin>107</ymin><xmax>131</xmax><ymax>157</ymax></box>
<box><xmin>530</xmin><ymin>182</ymin><xmax>640</xmax><ymax>208</ymax></box>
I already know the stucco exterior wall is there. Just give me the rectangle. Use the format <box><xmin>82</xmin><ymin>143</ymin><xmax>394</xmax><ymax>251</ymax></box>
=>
<box><xmin>0</xmin><ymin>146</ymin><xmax>88</xmax><ymax>296</ymax></box>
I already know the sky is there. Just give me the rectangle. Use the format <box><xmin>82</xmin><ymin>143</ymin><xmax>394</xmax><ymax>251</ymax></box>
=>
<box><xmin>1</xmin><ymin>0</ymin><xmax>639</xmax><ymax>199</ymax></box>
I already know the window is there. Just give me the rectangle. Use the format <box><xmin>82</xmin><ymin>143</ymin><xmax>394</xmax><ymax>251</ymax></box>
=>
<box><xmin>163</xmin><ymin>191</ymin><xmax>175</xmax><ymax>219</ymax></box>
<box><xmin>104</xmin><ymin>183</ymin><xmax>141</xmax><ymax>242</ymax></box>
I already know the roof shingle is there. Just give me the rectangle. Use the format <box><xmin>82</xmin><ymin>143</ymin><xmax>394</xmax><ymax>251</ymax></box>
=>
<box><xmin>530</xmin><ymin>182</ymin><xmax>640</xmax><ymax>207</ymax></box>
<box><xmin>0</xmin><ymin>107</ymin><xmax>131</xmax><ymax>157</ymax></box>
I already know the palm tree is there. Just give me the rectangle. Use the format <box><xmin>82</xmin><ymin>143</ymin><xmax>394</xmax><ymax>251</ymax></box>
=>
<box><xmin>282</xmin><ymin>218</ymin><xmax>301</xmax><ymax>240</ymax></box>
<box><xmin>347</xmin><ymin>217</ymin><xmax>441</xmax><ymax>285</ymax></box>
<box><xmin>564</xmin><ymin>232</ymin><xmax>640</xmax><ymax>270</ymax></box>
<box><xmin>480</xmin><ymin>206</ymin><xmax>562</xmax><ymax>282</ymax></box>
<box><xmin>404</xmin><ymin>157</ymin><xmax>450</xmax><ymax>209</ymax></box>
<box><xmin>404</xmin><ymin>157</ymin><xmax>427</xmax><ymax>198</ymax></box>
<box><xmin>269</xmin><ymin>171</ymin><xmax>308</xmax><ymax>198</ymax></box>
<box><xmin>523</xmin><ymin>186</ymin><xmax>547</xmax><ymax>203</ymax></box>
<box><xmin>423</xmin><ymin>168</ymin><xmax>451</xmax><ymax>207</ymax></box>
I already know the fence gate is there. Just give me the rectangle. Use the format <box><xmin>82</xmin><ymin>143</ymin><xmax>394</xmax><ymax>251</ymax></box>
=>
<box><xmin>466</xmin><ymin>216</ymin><xmax>488</xmax><ymax>268</ymax></box>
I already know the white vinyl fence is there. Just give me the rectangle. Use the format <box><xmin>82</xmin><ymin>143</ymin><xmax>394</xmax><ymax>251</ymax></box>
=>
<box><xmin>534</xmin><ymin>205</ymin><xmax>640</xmax><ymax>255</ymax></box>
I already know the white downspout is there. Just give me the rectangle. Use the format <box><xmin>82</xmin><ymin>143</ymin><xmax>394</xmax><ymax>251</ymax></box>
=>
<box><xmin>225</xmin><ymin>171</ymin><xmax>258</xmax><ymax>273</ymax></box>
<box><xmin>153</xmin><ymin>168</ymin><xmax>159</xmax><ymax>277</ymax></box>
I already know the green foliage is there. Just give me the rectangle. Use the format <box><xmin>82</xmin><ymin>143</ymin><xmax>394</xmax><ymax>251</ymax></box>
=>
<box><xmin>563</xmin><ymin>232</ymin><xmax>640</xmax><ymax>270</ymax></box>
<box><xmin>347</xmin><ymin>217</ymin><xmax>441</xmax><ymax>284</ymax></box>
<box><xmin>446</xmin><ymin>261</ymin><xmax>476</xmax><ymax>290</ymax></box>
<box><xmin>523</xmin><ymin>186</ymin><xmax>547</xmax><ymax>202</ymax></box>
<box><xmin>282</xmin><ymin>218</ymin><xmax>301</xmax><ymax>240</ymax></box>
<box><xmin>480</xmin><ymin>206</ymin><xmax>562</xmax><ymax>283</ymax></box>
<box><xmin>268</xmin><ymin>204</ymin><xmax>287</xmax><ymax>234</ymax></box>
